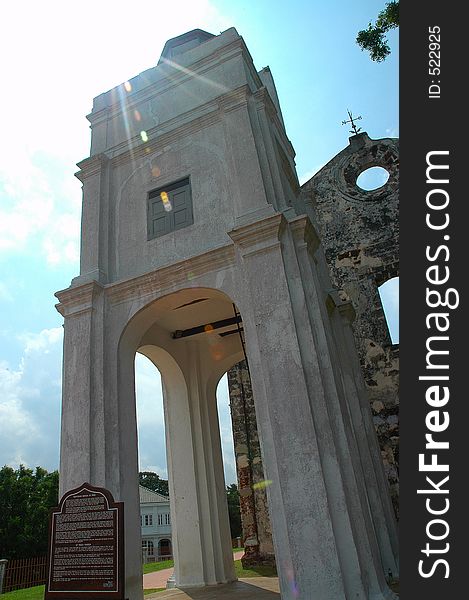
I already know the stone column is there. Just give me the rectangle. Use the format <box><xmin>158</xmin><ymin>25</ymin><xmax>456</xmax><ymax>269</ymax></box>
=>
<box><xmin>229</xmin><ymin>214</ymin><xmax>396</xmax><ymax>600</ymax></box>
<box><xmin>56</xmin><ymin>282</ymin><xmax>143</xmax><ymax>600</ymax></box>
<box><xmin>227</xmin><ymin>361</ymin><xmax>275</xmax><ymax>568</ymax></box>
<box><xmin>143</xmin><ymin>342</ymin><xmax>236</xmax><ymax>588</ymax></box>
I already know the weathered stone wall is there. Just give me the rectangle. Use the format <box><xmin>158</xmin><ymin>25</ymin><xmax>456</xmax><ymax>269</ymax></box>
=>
<box><xmin>227</xmin><ymin>361</ymin><xmax>275</xmax><ymax>568</ymax></box>
<box><xmin>227</xmin><ymin>133</ymin><xmax>400</xmax><ymax>556</ymax></box>
<box><xmin>301</xmin><ymin>132</ymin><xmax>399</xmax><ymax>516</ymax></box>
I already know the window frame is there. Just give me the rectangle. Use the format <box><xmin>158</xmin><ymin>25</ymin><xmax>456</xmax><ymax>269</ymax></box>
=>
<box><xmin>147</xmin><ymin>176</ymin><xmax>193</xmax><ymax>240</ymax></box>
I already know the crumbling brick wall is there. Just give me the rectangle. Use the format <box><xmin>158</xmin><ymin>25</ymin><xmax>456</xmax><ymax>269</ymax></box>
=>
<box><xmin>301</xmin><ymin>132</ymin><xmax>399</xmax><ymax>516</ymax></box>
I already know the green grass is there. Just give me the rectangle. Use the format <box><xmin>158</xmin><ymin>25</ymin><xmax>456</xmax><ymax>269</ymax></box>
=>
<box><xmin>1</xmin><ymin>555</ymin><xmax>275</xmax><ymax>600</ymax></box>
<box><xmin>142</xmin><ymin>559</ymin><xmax>174</xmax><ymax>574</ymax></box>
<box><xmin>0</xmin><ymin>585</ymin><xmax>45</xmax><ymax>600</ymax></box>
<box><xmin>144</xmin><ymin>588</ymin><xmax>165</xmax><ymax>595</ymax></box>
<box><xmin>234</xmin><ymin>559</ymin><xmax>277</xmax><ymax>578</ymax></box>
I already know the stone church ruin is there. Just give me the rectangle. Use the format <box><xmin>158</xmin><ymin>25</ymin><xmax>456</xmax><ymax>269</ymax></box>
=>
<box><xmin>55</xmin><ymin>27</ymin><xmax>399</xmax><ymax>600</ymax></box>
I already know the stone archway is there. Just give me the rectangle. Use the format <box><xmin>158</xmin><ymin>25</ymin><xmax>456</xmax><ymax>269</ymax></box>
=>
<box><xmin>122</xmin><ymin>287</ymin><xmax>245</xmax><ymax>588</ymax></box>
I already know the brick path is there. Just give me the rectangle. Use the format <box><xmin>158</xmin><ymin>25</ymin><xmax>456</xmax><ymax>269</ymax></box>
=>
<box><xmin>143</xmin><ymin>551</ymin><xmax>245</xmax><ymax>590</ymax></box>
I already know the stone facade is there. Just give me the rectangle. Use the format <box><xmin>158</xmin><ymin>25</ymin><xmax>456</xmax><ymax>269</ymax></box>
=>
<box><xmin>56</xmin><ymin>27</ymin><xmax>398</xmax><ymax>600</ymax></box>
<box><xmin>227</xmin><ymin>132</ymin><xmax>400</xmax><ymax>566</ymax></box>
<box><xmin>139</xmin><ymin>485</ymin><xmax>172</xmax><ymax>562</ymax></box>
<box><xmin>302</xmin><ymin>132</ymin><xmax>399</xmax><ymax>516</ymax></box>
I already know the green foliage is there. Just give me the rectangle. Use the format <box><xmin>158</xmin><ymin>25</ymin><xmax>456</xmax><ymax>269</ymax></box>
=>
<box><xmin>226</xmin><ymin>483</ymin><xmax>242</xmax><ymax>539</ymax></box>
<box><xmin>0</xmin><ymin>465</ymin><xmax>59</xmax><ymax>559</ymax></box>
<box><xmin>357</xmin><ymin>1</ymin><xmax>399</xmax><ymax>62</ymax></box>
<box><xmin>138</xmin><ymin>471</ymin><xmax>169</xmax><ymax>496</ymax></box>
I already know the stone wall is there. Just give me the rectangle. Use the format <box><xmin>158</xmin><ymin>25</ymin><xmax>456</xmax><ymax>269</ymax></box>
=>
<box><xmin>301</xmin><ymin>132</ymin><xmax>399</xmax><ymax>516</ymax></box>
<box><xmin>227</xmin><ymin>133</ymin><xmax>400</xmax><ymax>558</ymax></box>
<box><xmin>227</xmin><ymin>361</ymin><xmax>275</xmax><ymax>568</ymax></box>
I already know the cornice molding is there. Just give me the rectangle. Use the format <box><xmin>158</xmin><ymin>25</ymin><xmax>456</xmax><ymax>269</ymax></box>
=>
<box><xmin>288</xmin><ymin>214</ymin><xmax>321</xmax><ymax>255</ymax></box>
<box><xmin>55</xmin><ymin>281</ymin><xmax>104</xmax><ymax>317</ymax></box>
<box><xmin>228</xmin><ymin>213</ymin><xmax>284</xmax><ymax>258</ymax></box>
<box><xmin>106</xmin><ymin>243</ymin><xmax>236</xmax><ymax>305</ymax></box>
<box><xmin>75</xmin><ymin>154</ymin><xmax>110</xmax><ymax>182</ymax></box>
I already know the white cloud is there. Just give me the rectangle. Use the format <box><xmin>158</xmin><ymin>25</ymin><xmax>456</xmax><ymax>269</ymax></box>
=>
<box><xmin>0</xmin><ymin>1</ymin><xmax>229</xmax><ymax>267</ymax></box>
<box><xmin>0</xmin><ymin>146</ymin><xmax>81</xmax><ymax>265</ymax></box>
<box><xmin>0</xmin><ymin>327</ymin><xmax>63</xmax><ymax>471</ymax></box>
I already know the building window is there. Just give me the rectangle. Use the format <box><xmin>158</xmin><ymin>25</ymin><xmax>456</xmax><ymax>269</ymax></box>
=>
<box><xmin>143</xmin><ymin>514</ymin><xmax>153</xmax><ymax>526</ymax></box>
<box><xmin>165</xmin><ymin>513</ymin><xmax>170</xmax><ymax>525</ymax></box>
<box><xmin>158</xmin><ymin>514</ymin><xmax>163</xmax><ymax>526</ymax></box>
<box><xmin>147</xmin><ymin>177</ymin><xmax>193</xmax><ymax>240</ymax></box>
<box><xmin>142</xmin><ymin>540</ymin><xmax>154</xmax><ymax>555</ymax></box>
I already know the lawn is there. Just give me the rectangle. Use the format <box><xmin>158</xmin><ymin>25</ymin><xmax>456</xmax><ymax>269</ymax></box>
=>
<box><xmin>0</xmin><ymin>585</ymin><xmax>45</xmax><ymax>600</ymax></box>
<box><xmin>142</xmin><ymin>559</ymin><xmax>174</xmax><ymax>574</ymax></box>
<box><xmin>0</xmin><ymin>553</ymin><xmax>277</xmax><ymax>600</ymax></box>
<box><xmin>234</xmin><ymin>560</ymin><xmax>277</xmax><ymax>578</ymax></box>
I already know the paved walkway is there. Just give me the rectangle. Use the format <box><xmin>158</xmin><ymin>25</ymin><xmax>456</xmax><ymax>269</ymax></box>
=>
<box><xmin>145</xmin><ymin>577</ymin><xmax>280</xmax><ymax>599</ymax></box>
<box><xmin>143</xmin><ymin>551</ymin><xmax>245</xmax><ymax>590</ymax></box>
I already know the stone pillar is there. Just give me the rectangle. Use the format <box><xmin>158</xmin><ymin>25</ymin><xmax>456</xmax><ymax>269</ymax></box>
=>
<box><xmin>56</xmin><ymin>282</ymin><xmax>143</xmax><ymax>600</ymax></box>
<box><xmin>0</xmin><ymin>559</ymin><xmax>7</xmax><ymax>595</ymax></box>
<box><xmin>227</xmin><ymin>361</ymin><xmax>275</xmax><ymax>568</ymax></box>
<box><xmin>229</xmin><ymin>214</ymin><xmax>396</xmax><ymax>600</ymax></box>
<box><xmin>141</xmin><ymin>343</ymin><xmax>236</xmax><ymax>588</ymax></box>
<box><xmin>329</xmin><ymin>292</ymin><xmax>399</xmax><ymax>573</ymax></box>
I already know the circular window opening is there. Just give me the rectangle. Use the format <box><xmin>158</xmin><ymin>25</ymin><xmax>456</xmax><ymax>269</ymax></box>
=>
<box><xmin>356</xmin><ymin>166</ymin><xmax>390</xmax><ymax>191</ymax></box>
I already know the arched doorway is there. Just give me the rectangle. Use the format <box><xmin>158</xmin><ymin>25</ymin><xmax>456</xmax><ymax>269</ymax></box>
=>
<box><xmin>158</xmin><ymin>539</ymin><xmax>172</xmax><ymax>559</ymax></box>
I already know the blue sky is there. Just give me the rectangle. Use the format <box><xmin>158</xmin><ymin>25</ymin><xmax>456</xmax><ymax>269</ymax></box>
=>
<box><xmin>0</xmin><ymin>1</ymin><xmax>398</xmax><ymax>483</ymax></box>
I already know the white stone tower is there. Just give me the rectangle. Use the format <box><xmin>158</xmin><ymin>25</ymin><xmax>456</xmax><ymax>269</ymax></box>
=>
<box><xmin>56</xmin><ymin>28</ymin><xmax>398</xmax><ymax>600</ymax></box>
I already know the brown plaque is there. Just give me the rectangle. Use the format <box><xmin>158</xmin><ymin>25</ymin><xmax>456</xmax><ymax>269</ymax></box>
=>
<box><xmin>45</xmin><ymin>483</ymin><xmax>124</xmax><ymax>600</ymax></box>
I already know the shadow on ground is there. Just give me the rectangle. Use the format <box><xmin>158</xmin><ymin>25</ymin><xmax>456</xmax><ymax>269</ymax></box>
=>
<box><xmin>145</xmin><ymin>577</ymin><xmax>280</xmax><ymax>599</ymax></box>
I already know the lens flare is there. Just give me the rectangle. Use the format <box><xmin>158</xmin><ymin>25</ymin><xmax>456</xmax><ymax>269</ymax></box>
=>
<box><xmin>151</xmin><ymin>166</ymin><xmax>161</xmax><ymax>177</ymax></box>
<box><xmin>140</xmin><ymin>130</ymin><xmax>148</xmax><ymax>142</ymax></box>
<box><xmin>160</xmin><ymin>191</ymin><xmax>172</xmax><ymax>212</ymax></box>
<box><xmin>204</xmin><ymin>324</ymin><xmax>214</xmax><ymax>333</ymax></box>
<box><xmin>209</xmin><ymin>343</ymin><xmax>224</xmax><ymax>361</ymax></box>
<box><xmin>124</xmin><ymin>81</ymin><xmax>132</xmax><ymax>92</ymax></box>
<box><xmin>252</xmin><ymin>479</ymin><xmax>273</xmax><ymax>490</ymax></box>
<box><xmin>134</xmin><ymin>110</ymin><xmax>141</xmax><ymax>122</ymax></box>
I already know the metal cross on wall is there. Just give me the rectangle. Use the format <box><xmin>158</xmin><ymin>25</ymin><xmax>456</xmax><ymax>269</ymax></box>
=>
<box><xmin>342</xmin><ymin>109</ymin><xmax>363</xmax><ymax>135</ymax></box>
